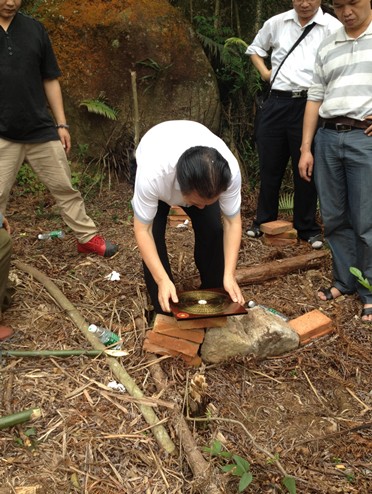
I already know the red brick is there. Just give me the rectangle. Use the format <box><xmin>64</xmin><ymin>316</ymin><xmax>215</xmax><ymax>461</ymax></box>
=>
<box><xmin>143</xmin><ymin>339</ymin><xmax>202</xmax><ymax>367</ymax></box>
<box><xmin>288</xmin><ymin>310</ymin><xmax>334</xmax><ymax>344</ymax></box>
<box><xmin>143</xmin><ymin>339</ymin><xmax>178</xmax><ymax>356</ymax></box>
<box><xmin>271</xmin><ymin>228</ymin><xmax>298</xmax><ymax>239</ymax></box>
<box><xmin>263</xmin><ymin>235</ymin><xmax>297</xmax><ymax>247</ymax></box>
<box><xmin>181</xmin><ymin>354</ymin><xmax>202</xmax><ymax>367</ymax></box>
<box><xmin>146</xmin><ymin>330</ymin><xmax>200</xmax><ymax>356</ymax></box>
<box><xmin>169</xmin><ymin>205</ymin><xmax>186</xmax><ymax>216</ymax></box>
<box><xmin>154</xmin><ymin>324</ymin><xmax>205</xmax><ymax>343</ymax></box>
<box><xmin>300</xmin><ymin>327</ymin><xmax>335</xmax><ymax>345</ymax></box>
<box><xmin>168</xmin><ymin>214</ymin><xmax>190</xmax><ymax>222</ymax></box>
<box><xmin>260</xmin><ymin>220</ymin><xmax>293</xmax><ymax>235</ymax></box>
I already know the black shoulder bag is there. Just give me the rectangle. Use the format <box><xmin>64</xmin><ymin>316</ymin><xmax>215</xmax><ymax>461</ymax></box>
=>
<box><xmin>253</xmin><ymin>22</ymin><xmax>316</xmax><ymax>140</ymax></box>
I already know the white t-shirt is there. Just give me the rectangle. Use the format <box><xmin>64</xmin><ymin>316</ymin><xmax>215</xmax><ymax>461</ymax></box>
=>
<box><xmin>132</xmin><ymin>120</ymin><xmax>242</xmax><ymax>224</ymax></box>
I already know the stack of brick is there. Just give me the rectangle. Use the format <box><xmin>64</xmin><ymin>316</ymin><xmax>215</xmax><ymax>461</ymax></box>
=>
<box><xmin>288</xmin><ymin>309</ymin><xmax>334</xmax><ymax>345</ymax></box>
<box><xmin>143</xmin><ymin>314</ymin><xmax>227</xmax><ymax>366</ymax></box>
<box><xmin>260</xmin><ymin>220</ymin><xmax>298</xmax><ymax>247</ymax></box>
<box><xmin>168</xmin><ymin>205</ymin><xmax>191</xmax><ymax>228</ymax></box>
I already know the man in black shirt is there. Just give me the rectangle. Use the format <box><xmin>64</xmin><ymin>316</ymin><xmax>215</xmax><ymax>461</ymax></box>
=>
<box><xmin>0</xmin><ymin>0</ymin><xmax>118</xmax><ymax>257</ymax></box>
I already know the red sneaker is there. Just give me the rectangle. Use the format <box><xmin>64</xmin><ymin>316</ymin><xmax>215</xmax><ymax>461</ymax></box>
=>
<box><xmin>0</xmin><ymin>325</ymin><xmax>14</xmax><ymax>341</ymax></box>
<box><xmin>77</xmin><ymin>235</ymin><xmax>118</xmax><ymax>257</ymax></box>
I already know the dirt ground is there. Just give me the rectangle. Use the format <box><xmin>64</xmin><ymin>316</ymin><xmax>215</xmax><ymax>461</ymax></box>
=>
<box><xmin>0</xmin><ymin>178</ymin><xmax>371</xmax><ymax>494</ymax></box>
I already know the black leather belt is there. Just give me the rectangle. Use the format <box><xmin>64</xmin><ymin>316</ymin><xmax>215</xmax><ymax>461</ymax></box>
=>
<box><xmin>270</xmin><ymin>89</ymin><xmax>308</xmax><ymax>99</ymax></box>
<box><xmin>320</xmin><ymin>117</ymin><xmax>370</xmax><ymax>132</ymax></box>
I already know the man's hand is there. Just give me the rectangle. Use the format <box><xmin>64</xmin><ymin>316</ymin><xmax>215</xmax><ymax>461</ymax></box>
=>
<box><xmin>57</xmin><ymin>127</ymin><xmax>71</xmax><ymax>154</ymax></box>
<box><xmin>3</xmin><ymin>217</ymin><xmax>11</xmax><ymax>234</ymax></box>
<box><xmin>157</xmin><ymin>278</ymin><xmax>178</xmax><ymax>313</ymax></box>
<box><xmin>298</xmin><ymin>150</ymin><xmax>314</xmax><ymax>182</ymax></box>
<box><xmin>364</xmin><ymin>115</ymin><xmax>372</xmax><ymax>136</ymax></box>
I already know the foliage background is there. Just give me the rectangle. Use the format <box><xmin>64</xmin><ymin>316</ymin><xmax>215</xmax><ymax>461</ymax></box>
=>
<box><xmin>20</xmin><ymin>0</ymin><xmax>298</xmax><ymax>190</ymax></box>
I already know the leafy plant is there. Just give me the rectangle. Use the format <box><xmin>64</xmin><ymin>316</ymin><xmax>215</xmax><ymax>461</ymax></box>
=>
<box><xmin>136</xmin><ymin>58</ymin><xmax>173</xmax><ymax>93</ymax></box>
<box><xmin>79</xmin><ymin>94</ymin><xmax>118</xmax><ymax>120</ymax></box>
<box><xmin>16</xmin><ymin>163</ymin><xmax>46</xmax><ymax>194</ymax></box>
<box><xmin>203</xmin><ymin>440</ymin><xmax>253</xmax><ymax>492</ymax></box>
<box><xmin>14</xmin><ymin>427</ymin><xmax>38</xmax><ymax>450</ymax></box>
<box><xmin>278</xmin><ymin>192</ymin><xmax>294</xmax><ymax>214</ymax></box>
<box><xmin>350</xmin><ymin>267</ymin><xmax>372</xmax><ymax>292</ymax></box>
<box><xmin>282</xmin><ymin>475</ymin><xmax>297</xmax><ymax>494</ymax></box>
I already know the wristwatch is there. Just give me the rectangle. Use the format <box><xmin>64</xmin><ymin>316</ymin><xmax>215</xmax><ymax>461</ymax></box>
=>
<box><xmin>55</xmin><ymin>123</ymin><xmax>70</xmax><ymax>129</ymax></box>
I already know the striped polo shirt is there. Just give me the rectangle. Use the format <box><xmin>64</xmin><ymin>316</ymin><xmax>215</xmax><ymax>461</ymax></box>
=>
<box><xmin>308</xmin><ymin>21</ymin><xmax>372</xmax><ymax>120</ymax></box>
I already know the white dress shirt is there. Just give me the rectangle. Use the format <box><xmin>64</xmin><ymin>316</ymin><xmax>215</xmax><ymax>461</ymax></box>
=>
<box><xmin>246</xmin><ymin>8</ymin><xmax>341</xmax><ymax>91</ymax></box>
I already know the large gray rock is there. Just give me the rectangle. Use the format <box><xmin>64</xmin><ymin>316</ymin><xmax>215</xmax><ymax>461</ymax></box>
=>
<box><xmin>37</xmin><ymin>0</ymin><xmax>221</xmax><ymax>159</ymax></box>
<box><xmin>201</xmin><ymin>307</ymin><xmax>300</xmax><ymax>364</ymax></box>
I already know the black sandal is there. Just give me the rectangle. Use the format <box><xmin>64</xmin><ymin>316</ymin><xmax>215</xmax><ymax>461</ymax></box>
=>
<box><xmin>318</xmin><ymin>287</ymin><xmax>335</xmax><ymax>300</ymax></box>
<box><xmin>318</xmin><ymin>286</ymin><xmax>347</xmax><ymax>301</ymax></box>
<box><xmin>361</xmin><ymin>307</ymin><xmax>372</xmax><ymax>322</ymax></box>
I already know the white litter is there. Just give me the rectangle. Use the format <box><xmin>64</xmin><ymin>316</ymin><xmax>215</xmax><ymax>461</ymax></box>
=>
<box><xmin>176</xmin><ymin>219</ymin><xmax>189</xmax><ymax>229</ymax></box>
<box><xmin>107</xmin><ymin>381</ymin><xmax>126</xmax><ymax>393</ymax></box>
<box><xmin>105</xmin><ymin>270</ymin><xmax>121</xmax><ymax>281</ymax></box>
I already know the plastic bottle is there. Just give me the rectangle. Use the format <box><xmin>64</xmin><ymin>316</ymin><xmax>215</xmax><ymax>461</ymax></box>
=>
<box><xmin>88</xmin><ymin>324</ymin><xmax>121</xmax><ymax>349</ymax></box>
<box><xmin>247</xmin><ymin>301</ymin><xmax>289</xmax><ymax>321</ymax></box>
<box><xmin>37</xmin><ymin>230</ymin><xmax>65</xmax><ymax>240</ymax></box>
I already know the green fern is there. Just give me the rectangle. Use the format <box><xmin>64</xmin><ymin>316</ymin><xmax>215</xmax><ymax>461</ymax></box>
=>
<box><xmin>79</xmin><ymin>98</ymin><xmax>118</xmax><ymax>120</ymax></box>
<box><xmin>224</xmin><ymin>37</ymin><xmax>248</xmax><ymax>50</ymax></box>
<box><xmin>278</xmin><ymin>192</ymin><xmax>294</xmax><ymax>214</ymax></box>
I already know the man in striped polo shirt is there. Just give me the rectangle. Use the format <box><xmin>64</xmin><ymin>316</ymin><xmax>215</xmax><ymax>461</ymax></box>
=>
<box><xmin>299</xmin><ymin>0</ymin><xmax>372</xmax><ymax>322</ymax></box>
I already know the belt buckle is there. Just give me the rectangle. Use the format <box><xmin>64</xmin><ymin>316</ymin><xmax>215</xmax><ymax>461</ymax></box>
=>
<box><xmin>336</xmin><ymin>123</ymin><xmax>352</xmax><ymax>132</ymax></box>
<box><xmin>292</xmin><ymin>90</ymin><xmax>306</xmax><ymax>99</ymax></box>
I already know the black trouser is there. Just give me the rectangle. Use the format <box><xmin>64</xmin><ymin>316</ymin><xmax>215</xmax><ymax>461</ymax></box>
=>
<box><xmin>143</xmin><ymin>200</ymin><xmax>224</xmax><ymax>314</ymax></box>
<box><xmin>254</xmin><ymin>94</ymin><xmax>320</xmax><ymax>240</ymax></box>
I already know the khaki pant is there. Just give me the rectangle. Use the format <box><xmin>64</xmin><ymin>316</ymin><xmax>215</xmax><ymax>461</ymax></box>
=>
<box><xmin>0</xmin><ymin>228</ymin><xmax>12</xmax><ymax>316</ymax></box>
<box><xmin>0</xmin><ymin>139</ymin><xmax>97</xmax><ymax>243</ymax></box>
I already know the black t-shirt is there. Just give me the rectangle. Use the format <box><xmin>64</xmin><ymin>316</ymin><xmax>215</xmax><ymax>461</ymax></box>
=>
<box><xmin>0</xmin><ymin>12</ymin><xmax>61</xmax><ymax>142</ymax></box>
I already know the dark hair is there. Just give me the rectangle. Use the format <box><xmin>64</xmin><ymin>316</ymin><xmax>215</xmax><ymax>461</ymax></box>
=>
<box><xmin>176</xmin><ymin>146</ymin><xmax>232</xmax><ymax>199</ymax></box>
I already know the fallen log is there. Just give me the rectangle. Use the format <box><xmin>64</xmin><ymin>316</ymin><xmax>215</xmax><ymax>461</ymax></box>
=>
<box><xmin>235</xmin><ymin>250</ymin><xmax>329</xmax><ymax>285</ymax></box>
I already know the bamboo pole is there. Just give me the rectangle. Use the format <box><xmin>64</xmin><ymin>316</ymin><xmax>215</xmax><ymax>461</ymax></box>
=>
<box><xmin>0</xmin><ymin>408</ymin><xmax>41</xmax><ymax>430</ymax></box>
<box><xmin>130</xmin><ymin>70</ymin><xmax>140</xmax><ymax>149</ymax></box>
<box><xmin>0</xmin><ymin>349</ymin><xmax>125</xmax><ymax>358</ymax></box>
<box><xmin>14</xmin><ymin>261</ymin><xmax>176</xmax><ymax>455</ymax></box>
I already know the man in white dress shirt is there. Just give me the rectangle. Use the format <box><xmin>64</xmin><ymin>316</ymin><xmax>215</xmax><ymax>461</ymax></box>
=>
<box><xmin>246</xmin><ymin>0</ymin><xmax>341</xmax><ymax>248</ymax></box>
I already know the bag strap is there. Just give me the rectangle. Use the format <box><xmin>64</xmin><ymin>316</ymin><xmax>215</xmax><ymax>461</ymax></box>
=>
<box><xmin>270</xmin><ymin>21</ymin><xmax>316</xmax><ymax>88</ymax></box>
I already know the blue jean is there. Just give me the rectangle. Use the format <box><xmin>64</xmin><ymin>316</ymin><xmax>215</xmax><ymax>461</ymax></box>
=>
<box><xmin>314</xmin><ymin>128</ymin><xmax>372</xmax><ymax>304</ymax></box>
